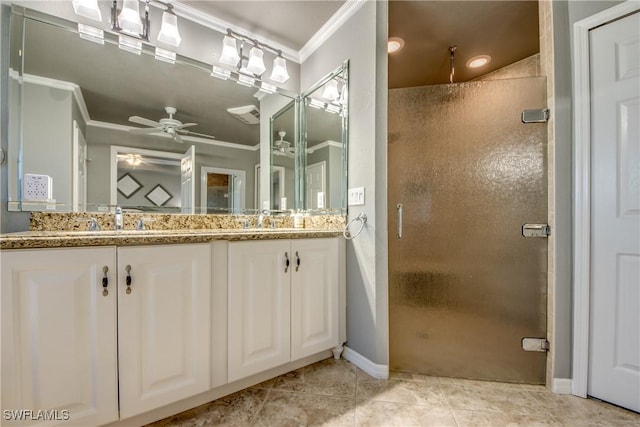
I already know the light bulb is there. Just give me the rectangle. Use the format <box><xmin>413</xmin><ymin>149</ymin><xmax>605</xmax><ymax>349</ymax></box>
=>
<box><xmin>246</xmin><ymin>46</ymin><xmax>266</xmax><ymax>76</ymax></box>
<box><xmin>157</xmin><ymin>10</ymin><xmax>181</xmax><ymax>47</ymax></box>
<box><xmin>220</xmin><ymin>35</ymin><xmax>240</xmax><ymax>66</ymax></box>
<box><xmin>270</xmin><ymin>56</ymin><xmax>289</xmax><ymax>83</ymax></box>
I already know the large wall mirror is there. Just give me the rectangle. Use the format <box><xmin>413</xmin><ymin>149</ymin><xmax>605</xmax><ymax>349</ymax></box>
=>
<box><xmin>269</xmin><ymin>100</ymin><xmax>297</xmax><ymax>211</ymax></box>
<box><xmin>300</xmin><ymin>61</ymin><xmax>348</xmax><ymax>214</ymax></box>
<box><xmin>6</xmin><ymin>6</ymin><xmax>296</xmax><ymax>214</ymax></box>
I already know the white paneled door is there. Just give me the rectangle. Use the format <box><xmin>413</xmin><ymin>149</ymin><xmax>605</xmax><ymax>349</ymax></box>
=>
<box><xmin>117</xmin><ymin>244</ymin><xmax>211</xmax><ymax>419</ymax></box>
<box><xmin>228</xmin><ymin>240</ymin><xmax>291</xmax><ymax>382</ymax></box>
<box><xmin>588</xmin><ymin>11</ymin><xmax>640</xmax><ymax>412</ymax></box>
<box><xmin>1</xmin><ymin>248</ymin><xmax>118</xmax><ymax>426</ymax></box>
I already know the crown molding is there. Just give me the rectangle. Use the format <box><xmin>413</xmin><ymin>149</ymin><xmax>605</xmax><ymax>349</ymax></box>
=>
<box><xmin>170</xmin><ymin>0</ymin><xmax>300</xmax><ymax>63</ymax></box>
<box><xmin>299</xmin><ymin>0</ymin><xmax>368</xmax><ymax>63</ymax></box>
<box><xmin>88</xmin><ymin>120</ymin><xmax>259</xmax><ymax>151</ymax></box>
<box><xmin>22</xmin><ymin>73</ymin><xmax>91</xmax><ymax>124</ymax></box>
<box><xmin>307</xmin><ymin>140</ymin><xmax>342</xmax><ymax>153</ymax></box>
<box><xmin>168</xmin><ymin>0</ymin><xmax>366</xmax><ymax>65</ymax></box>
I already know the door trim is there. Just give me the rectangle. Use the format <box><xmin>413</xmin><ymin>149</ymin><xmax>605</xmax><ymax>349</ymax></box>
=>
<box><xmin>572</xmin><ymin>0</ymin><xmax>640</xmax><ymax>398</ymax></box>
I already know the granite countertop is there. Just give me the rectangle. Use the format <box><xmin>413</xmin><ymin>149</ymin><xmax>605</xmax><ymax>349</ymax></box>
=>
<box><xmin>0</xmin><ymin>228</ymin><xmax>344</xmax><ymax>250</ymax></box>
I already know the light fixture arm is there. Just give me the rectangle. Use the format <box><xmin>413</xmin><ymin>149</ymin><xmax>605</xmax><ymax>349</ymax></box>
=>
<box><xmin>226</xmin><ymin>29</ymin><xmax>283</xmax><ymax>59</ymax></box>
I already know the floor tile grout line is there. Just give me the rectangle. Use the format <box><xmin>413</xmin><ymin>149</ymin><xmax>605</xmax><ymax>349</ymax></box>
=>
<box><xmin>248</xmin><ymin>388</ymin><xmax>271</xmax><ymax>427</ymax></box>
<box><xmin>438</xmin><ymin>383</ymin><xmax>462</xmax><ymax>427</ymax></box>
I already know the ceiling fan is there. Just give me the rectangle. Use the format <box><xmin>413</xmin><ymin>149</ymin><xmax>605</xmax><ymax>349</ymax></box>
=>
<box><xmin>128</xmin><ymin>106</ymin><xmax>215</xmax><ymax>143</ymax></box>
<box><xmin>273</xmin><ymin>131</ymin><xmax>294</xmax><ymax>156</ymax></box>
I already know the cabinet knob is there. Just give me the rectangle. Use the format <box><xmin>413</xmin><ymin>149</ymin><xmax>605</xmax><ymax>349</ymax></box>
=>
<box><xmin>102</xmin><ymin>266</ymin><xmax>109</xmax><ymax>296</ymax></box>
<box><xmin>284</xmin><ymin>252</ymin><xmax>290</xmax><ymax>273</ymax></box>
<box><xmin>125</xmin><ymin>265</ymin><xmax>132</xmax><ymax>294</ymax></box>
<box><xmin>295</xmin><ymin>251</ymin><xmax>300</xmax><ymax>272</ymax></box>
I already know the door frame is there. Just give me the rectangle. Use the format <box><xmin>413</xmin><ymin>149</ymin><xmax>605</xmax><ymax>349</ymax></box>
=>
<box><xmin>200</xmin><ymin>166</ymin><xmax>246</xmax><ymax>214</ymax></box>
<box><xmin>572</xmin><ymin>0</ymin><xmax>640</xmax><ymax>398</ymax></box>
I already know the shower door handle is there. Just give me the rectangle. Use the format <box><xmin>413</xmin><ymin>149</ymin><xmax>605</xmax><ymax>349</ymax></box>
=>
<box><xmin>396</xmin><ymin>203</ymin><xmax>403</xmax><ymax>239</ymax></box>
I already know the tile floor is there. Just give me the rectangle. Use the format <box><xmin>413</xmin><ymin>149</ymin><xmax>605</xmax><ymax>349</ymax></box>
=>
<box><xmin>148</xmin><ymin>358</ymin><xmax>640</xmax><ymax>427</ymax></box>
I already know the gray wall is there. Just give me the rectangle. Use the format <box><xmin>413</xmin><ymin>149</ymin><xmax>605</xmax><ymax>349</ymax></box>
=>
<box><xmin>117</xmin><ymin>168</ymin><xmax>181</xmax><ymax>210</ymax></box>
<box><xmin>550</xmin><ymin>0</ymin><xmax>625</xmax><ymax>381</ymax></box>
<box><xmin>301</xmin><ymin>1</ymin><xmax>389</xmax><ymax>365</ymax></box>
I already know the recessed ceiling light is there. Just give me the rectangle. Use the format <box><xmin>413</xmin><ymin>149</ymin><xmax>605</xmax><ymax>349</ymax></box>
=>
<box><xmin>388</xmin><ymin>37</ymin><xmax>404</xmax><ymax>54</ymax></box>
<box><xmin>466</xmin><ymin>55</ymin><xmax>491</xmax><ymax>68</ymax></box>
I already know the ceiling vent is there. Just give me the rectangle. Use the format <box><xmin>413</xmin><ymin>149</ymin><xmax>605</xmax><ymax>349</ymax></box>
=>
<box><xmin>227</xmin><ymin>105</ymin><xmax>260</xmax><ymax>125</ymax></box>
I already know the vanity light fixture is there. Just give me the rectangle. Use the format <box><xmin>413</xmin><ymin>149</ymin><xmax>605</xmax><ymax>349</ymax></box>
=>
<box><xmin>270</xmin><ymin>56</ymin><xmax>289</xmax><ymax>83</ymax></box>
<box><xmin>77</xmin><ymin>23</ymin><xmax>104</xmax><ymax>44</ymax></box>
<box><xmin>154</xmin><ymin>47</ymin><xmax>176</xmax><ymax>64</ymax></box>
<box><xmin>246</xmin><ymin>46</ymin><xmax>266</xmax><ymax>76</ymax></box>
<box><xmin>220</xmin><ymin>35</ymin><xmax>241</xmax><ymax>66</ymax></box>
<box><xmin>322</xmin><ymin>79</ymin><xmax>340</xmax><ymax>101</ymax></box>
<box><xmin>325</xmin><ymin>103</ymin><xmax>342</xmax><ymax>114</ymax></box>
<box><xmin>118</xmin><ymin>34</ymin><xmax>142</xmax><ymax>55</ymax></box>
<box><xmin>237</xmin><ymin>73</ymin><xmax>255</xmax><ymax>87</ymax></box>
<box><xmin>211</xmin><ymin>66</ymin><xmax>231</xmax><ymax>80</ymax></box>
<box><xmin>72</xmin><ymin>0</ymin><xmax>102</xmax><ymax>22</ymax></box>
<box><xmin>466</xmin><ymin>55</ymin><xmax>491</xmax><ymax>68</ymax></box>
<box><xmin>218</xmin><ymin>29</ymin><xmax>290</xmax><ymax>85</ymax></box>
<box><xmin>260</xmin><ymin>81</ymin><xmax>278</xmax><ymax>94</ymax></box>
<box><xmin>308</xmin><ymin>98</ymin><xmax>325</xmax><ymax>110</ymax></box>
<box><xmin>157</xmin><ymin>5</ymin><xmax>181</xmax><ymax>47</ymax></box>
<box><xmin>117</xmin><ymin>0</ymin><xmax>145</xmax><ymax>37</ymax></box>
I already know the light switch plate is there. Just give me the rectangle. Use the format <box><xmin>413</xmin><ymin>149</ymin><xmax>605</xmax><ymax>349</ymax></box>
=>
<box><xmin>348</xmin><ymin>187</ymin><xmax>365</xmax><ymax>206</ymax></box>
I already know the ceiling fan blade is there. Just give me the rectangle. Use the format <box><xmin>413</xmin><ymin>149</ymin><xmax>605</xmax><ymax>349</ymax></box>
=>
<box><xmin>129</xmin><ymin>126</ymin><xmax>164</xmax><ymax>134</ymax></box>
<box><xmin>182</xmin><ymin>130</ymin><xmax>216</xmax><ymax>139</ymax></box>
<box><xmin>129</xmin><ymin>116</ymin><xmax>161</xmax><ymax>127</ymax></box>
<box><xmin>177</xmin><ymin>123</ymin><xmax>197</xmax><ymax>129</ymax></box>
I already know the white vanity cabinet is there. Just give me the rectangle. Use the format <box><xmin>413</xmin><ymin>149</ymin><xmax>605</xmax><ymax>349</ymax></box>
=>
<box><xmin>116</xmin><ymin>244</ymin><xmax>211</xmax><ymax>419</ymax></box>
<box><xmin>227</xmin><ymin>237</ymin><xmax>340</xmax><ymax>382</ymax></box>
<box><xmin>1</xmin><ymin>247</ymin><xmax>119</xmax><ymax>426</ymax></box>
<box><xmin>1</xmin><ymin>243</ymin><xmax>211</xmax><ymax>425</ymax></box>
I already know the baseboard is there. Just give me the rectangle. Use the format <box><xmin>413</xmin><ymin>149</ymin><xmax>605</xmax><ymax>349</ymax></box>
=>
<box><xmin>343</xmin><ymin>346</ymin><xmax>389</xmax><ymax>379</ymax></box>
<box><xmin>552</xmin><ymin>378</ymin><xmax>573</xmax><ymax>394</ymax></box>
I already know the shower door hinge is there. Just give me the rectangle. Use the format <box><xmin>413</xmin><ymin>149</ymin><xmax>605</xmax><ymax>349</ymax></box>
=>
<box><xmin>521</xmin><ymin>108</ymin><xmax>550</xmax><ymax>123</ymax></box>
<box><xmin>522</xmin><ymin>223</ymin><xmax>550</xmax><ymax>238</ymax></box>
<box><xmin>522</xmin><ymin>338</ymin><xmax>549</xmax><ymax>352</ymax></box>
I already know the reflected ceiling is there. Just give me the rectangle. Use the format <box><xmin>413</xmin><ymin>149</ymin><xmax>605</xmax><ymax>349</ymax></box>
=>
<box><xmin>389</xmin><ymin>1</ymin><xmax>540</xmax><ymax>88</ymax></box>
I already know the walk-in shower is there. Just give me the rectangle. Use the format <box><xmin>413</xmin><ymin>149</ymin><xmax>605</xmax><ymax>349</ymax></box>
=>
<box><xmin>388</xmin><ymin>77</ymin><xmax>548</xmax><ymax>383</ymax></box>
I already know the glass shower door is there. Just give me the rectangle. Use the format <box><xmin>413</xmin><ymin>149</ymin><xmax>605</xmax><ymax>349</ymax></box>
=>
<box><xmin>388</xmin><ymin>77</ymin><xmax>548</xmax><ymax>383</ymax></box>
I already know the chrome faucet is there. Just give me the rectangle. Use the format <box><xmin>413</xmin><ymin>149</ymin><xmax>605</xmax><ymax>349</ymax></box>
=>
<box><xmin>114</xmin><ymin>206</ymin><xmax>123</xmax><ymax>230</ymax></box>
<box><xmin>257</xmin><ymin>209</ymin><xmax>269</xmax><ymax>229</ymax></box>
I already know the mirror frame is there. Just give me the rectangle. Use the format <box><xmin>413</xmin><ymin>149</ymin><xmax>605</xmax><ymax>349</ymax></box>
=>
<box><xmin>300</xmin><ymin>60</ymin><xmax>349</xmax><ymax>214</ymax></box>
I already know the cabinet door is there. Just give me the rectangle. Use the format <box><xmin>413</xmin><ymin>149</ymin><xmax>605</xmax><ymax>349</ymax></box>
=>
<box><xmin>1</xmin><ymin>247</ymin><xmax>118</xmax><ymax>426</ymax></box>
<box><xmin>117</xmin><ymin>244</ymin><xmax>211</xmax><ymax>419</ymax></box>
<box><xmin>228</xmin><ymin>240</ymin><xmax>291</xmax><ymax>382</ymax></box>
<box><xmin>291</xmin><ymin>238</ymin><xmax>339</xmax><ymax>360</ymax></box>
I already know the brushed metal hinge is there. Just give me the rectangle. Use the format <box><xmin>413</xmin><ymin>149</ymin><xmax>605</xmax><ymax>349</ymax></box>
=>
<box><xmin>522</xmin><ymin>224</ymin><xmax>550</xmax><ymax>238</ymax></box>
<box><xmin>522</xmin><ymin>338</ymin><xmax>549</xmax><ymax>352</ymax></box>
<box><xmin>521</xmin><ymin>108</ymin><xmax>550</xmax><ymax>123</ymax></box>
